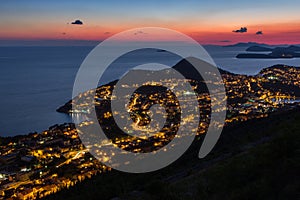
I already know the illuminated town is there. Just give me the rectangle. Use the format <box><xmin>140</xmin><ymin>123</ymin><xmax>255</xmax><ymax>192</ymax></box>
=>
<box><xmin>1</xmin><ymin>63</ymin><xmax>300</xmax><ymax>199</ymax></box>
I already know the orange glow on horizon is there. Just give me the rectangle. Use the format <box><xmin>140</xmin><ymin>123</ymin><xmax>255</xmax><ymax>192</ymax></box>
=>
<box><xmin>0</xmin><ymin>21</ymin><xmax>299</xmax><ymax>45</ymax></box>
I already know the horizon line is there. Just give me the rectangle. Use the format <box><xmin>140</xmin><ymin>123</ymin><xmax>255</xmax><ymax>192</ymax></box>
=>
<box><xmin>0</xmin><ymin>39</ymin><xmax>299</xmax><ymax>47</ymax></box>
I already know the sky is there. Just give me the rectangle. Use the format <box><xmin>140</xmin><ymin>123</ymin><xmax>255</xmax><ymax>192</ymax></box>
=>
<box><xmin>0</xmin><ymin>0</ymin><xmax>300</xmax><ymax>45</ymax></box>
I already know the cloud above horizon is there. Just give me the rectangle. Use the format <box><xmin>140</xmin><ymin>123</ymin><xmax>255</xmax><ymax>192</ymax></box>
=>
<box><xmin>233</xmin><ymin>27</ymin><xmax>247</xmax><ymax>33</ymax></box>
<box><xmin>134</xmin><ymin>30</ymin><xmax>147</xmax><ymax>35</ymax></box>
<box><xmin>219</xmin><ymin>40</ymin><xmax>231</xmax><ymax>43</ymax></box>
<box><xmin>71</xmin><ymin>20</ymin><xmax>83</xmax><ymax>25</ymax></box>
<box><xmin>256</xmin><ymin>31</ymin><xmax>263</xmax><ymax>35</ymax></box>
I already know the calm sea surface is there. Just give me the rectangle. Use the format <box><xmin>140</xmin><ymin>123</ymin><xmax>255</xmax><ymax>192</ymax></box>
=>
<box><xmin>1</xmin><ymin>46</ymin><xmax>300</xmax><ymax>136</ymax></box>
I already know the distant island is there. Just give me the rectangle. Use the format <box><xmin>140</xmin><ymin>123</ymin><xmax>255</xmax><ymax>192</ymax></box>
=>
<box><xmin>224</xmin><ymin>42</ymin><xmax>270</xmax><ymax>48</ymax></box>
<box><xmin>237</xmin><ymin>45</ymin><xmax>300</xmax><ymax>59</ymax></box>
<box><xmin>245</xmin><ymin>46</ymin><xmax>273</xmax><ymax>52</ymax></box>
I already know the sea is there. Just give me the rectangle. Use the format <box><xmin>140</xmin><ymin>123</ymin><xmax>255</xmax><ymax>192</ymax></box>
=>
<box><xmin>1</xmin><ymin>45</ymin><xmax>300</xmax><ymax>137</ymax></box>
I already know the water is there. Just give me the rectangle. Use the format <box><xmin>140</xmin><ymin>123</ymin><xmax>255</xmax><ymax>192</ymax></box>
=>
<box><xmin>0</xmin><ymin>46</ymin><xmax>93</xmax><ymax>136</ymax></box>
<box><xmin>0</xmin><ymin>45</ymin><xmax>300</xmax><ymax>137</ymax></box>
<box><xmin>205</xmin><ymin>46</ymin><xmax>300</xmax><ymax>75</ymax></box>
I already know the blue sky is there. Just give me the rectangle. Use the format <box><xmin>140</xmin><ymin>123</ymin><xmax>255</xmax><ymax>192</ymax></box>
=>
<box><xmin>1</xmin><ymin>0</ymin><xmax>299</xmax><ymax>44</ymax></box>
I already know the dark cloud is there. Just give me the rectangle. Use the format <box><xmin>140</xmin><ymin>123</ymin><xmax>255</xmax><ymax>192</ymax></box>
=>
<box><xmin>256</xmin><ymin>31</ymin><xmax>263</xmax><ymax>35</ymax></box>
<box><xmin>104</xmin><ymin>32</ymin><xmax>110</xmax><ymax>35</ymax></box>
<box><xmin>134</xmin><ymin>31</ymin><xmax>147</xmax><ymax>35</ymax></box>
<box><xmin>71</xmin><ymin>20</ymin><xmax>83</xmax><ymax>25</ymax></box>
<box><xmin>62</xmin><ymin>32</ymin><xmax>66</xmax><ymax>35</ymax></box>
<box><xmin>219</xmin><ymin>40</ymin><xmax>231</xmax><ymax>43</ymax></box>
<box><xmin>233</xmin><ymin>27</ymin><xmax>247</xmax><ymax>33</ymax></box>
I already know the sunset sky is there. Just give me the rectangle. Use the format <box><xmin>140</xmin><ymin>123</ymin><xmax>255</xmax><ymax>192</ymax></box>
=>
<box><xmin>1</xmin><ymin>0</ymin><xmax>300</xmax><ymax>45</ymax></box>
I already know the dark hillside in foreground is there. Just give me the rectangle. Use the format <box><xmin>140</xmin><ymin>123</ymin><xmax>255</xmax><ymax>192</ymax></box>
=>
<box><xmin>45</xmin><ymin>108</ymin><xmax>300</xmax><ymax>200</ymax></box>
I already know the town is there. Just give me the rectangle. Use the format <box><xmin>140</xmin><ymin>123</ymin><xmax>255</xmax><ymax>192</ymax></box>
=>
<box><xmin>1</xmin><ymin>64</ymin><xmax>300</xmax><ymax>199</ymax></box>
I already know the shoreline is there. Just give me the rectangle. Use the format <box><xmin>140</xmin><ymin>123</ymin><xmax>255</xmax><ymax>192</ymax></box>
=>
<box><xmin>2</xmin><ymin>63</ymin><xmax>300</xmax><ymax>139</ymax></box>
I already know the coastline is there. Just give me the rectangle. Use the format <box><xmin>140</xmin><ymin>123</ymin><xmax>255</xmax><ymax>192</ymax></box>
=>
<box><xmin>1</xmin><ymin>59</ymin><xmax>300</xmax><ymax>199</ymax></box>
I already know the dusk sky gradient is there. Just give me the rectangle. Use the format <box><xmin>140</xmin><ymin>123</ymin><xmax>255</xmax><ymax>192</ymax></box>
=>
<box><xmin>1</xmin><ymin>0</ymin><xmax>300</xmax><ymax>45</ymax></box>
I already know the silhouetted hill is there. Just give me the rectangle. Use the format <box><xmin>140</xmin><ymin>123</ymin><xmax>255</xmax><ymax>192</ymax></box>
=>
<box><xmin>172</xmin><ymin>58</ymin><xmax>204</xmax><ymax>80</ymax></box>
<box><xmin>246</xmin><ymin>46</ymin><xmax>273</xmax><ymax>52</ymax></box>
<box><xmin>224</xmin><ymin>42</ymin><xmax>269</xmax><ymax>48</ymax></box>
<box><xmin>270</xmin><ymin>47</ymin><xmax>300</xmax><ymax>57</ymax></box>
<box><xmin>57</xmin><ymin>57</ymin><xmax>232</xmax><ymax>113</ymax></box>
<box><xmin>237</xmin><ymin>45</ymin><xmax>300</xmax><ymax>59</ymax></box>
<box><xmin>286</xmin><ymin>45</ymin><xmax>300</xmax><ymax>52</ymax></box>
<box><xmin>236</xmin><ymin>53</ymin><xmax>274</xmax><ymax>59</ymax></box>
<box><xmin>57</xmin><ymin>57</ymin><xmax>300</xmax><ymax>114</ymax></box>
<box><xmin>172</xmin><ymin>57</ymin><xmax>233</xmax><ymax>79</ymax></box>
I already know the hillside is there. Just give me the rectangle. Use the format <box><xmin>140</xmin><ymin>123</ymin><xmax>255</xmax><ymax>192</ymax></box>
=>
<box><xmin>45</xmin><ymin>108</ymin><xmax>300</xmax><ymax>200</ymax></box>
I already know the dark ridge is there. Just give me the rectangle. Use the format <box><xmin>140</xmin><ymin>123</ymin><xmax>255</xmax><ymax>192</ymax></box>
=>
<box><xmin>236</xmin><ymin>53</ymin><xmax>274</xmax><ymax>59</ymax></box>
<box><xmin>56</xmin><ymin>57</ymin><xmax>299</xmax><ymax>114</ymax></box>
<box><xmin>224</xmin><ymin>42</ymin><xmax>269</xmax><ymax>48</ymax></box>
<box><xmin>286</xmin><ymin>45</ymin><xmax>300</xmax><ymax>52</ymax></box>
<box><xmin>237</xmin><ymin>45</ymin><xmax>300</xmax><ymax>59</ymax></box>
<box><xmin>259</xmin><ymin>64</ymin><xmax>299</xmax><ymax>73</ymax></box>
<box><xmin>246</xmin><ymin>46</ymin><xmax>273</xmax><ymax>52</ymax></box>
